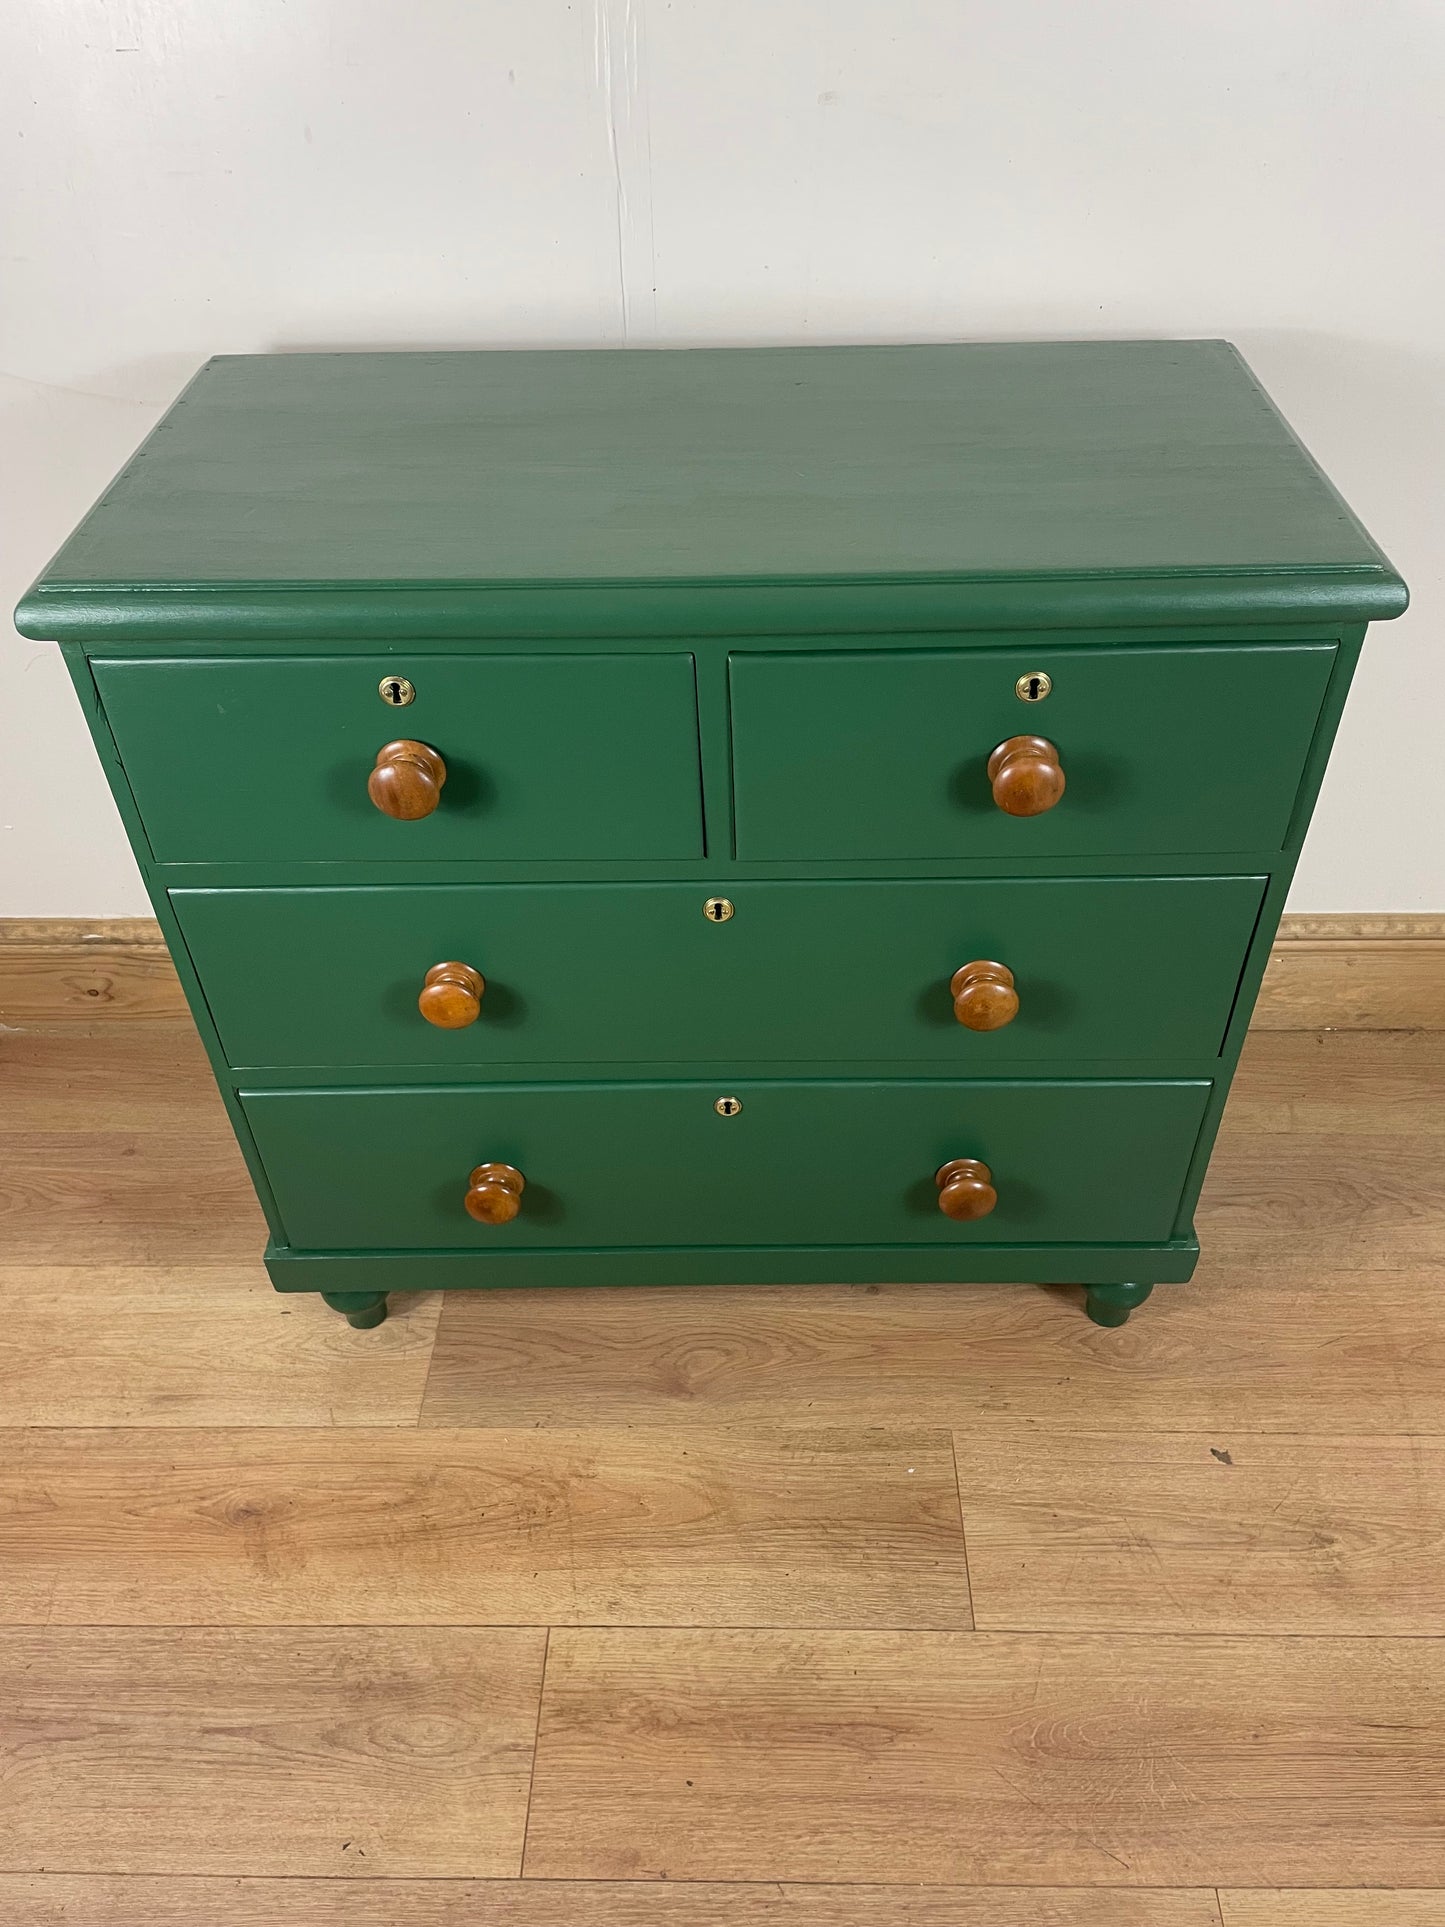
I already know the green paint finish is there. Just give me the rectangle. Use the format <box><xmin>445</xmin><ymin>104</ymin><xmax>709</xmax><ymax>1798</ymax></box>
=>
<box><xmin>320</xmin><ymin>1291</ymin><xmax>387</xmax><ymax>1329</ymax></box>
<box><xmin>18</xmin><ymin>344</ymin><xmax>1404</xmax><ymax>637</ymax></box>
<box><xmin>91</xmin><ymin>653</ymin><xmax>704</xmax><ymax>863</ymax></box>
<box><xmin>174</xmin><ymin>875</ymin><xmax>1264</xmax><ymax>1070</ymax></box>
<box><xmin>1086</xmin><ymin>1282</ymin><xmax>1156</xmax><ymax>1327</ymax></box>
<box><xmin>731</xmin><ymin>643</ymin><xmax>1336</xmax><ymax>860</ymax></box>
<box><xmin>19</xmin><ymin>575</ymin><xmax>1400</xmax><ymax>644</ymax></box>
<box><xmin>266</xmin><ymin>1239</ymin><xmax>1201</xmax><ymax>1293</ymax></box>
<box><xmin>16</xmin><ymin>344</ymin><xmax>1409</xmax><ymax>1323</ymax></box>
<box><xmin>242</xmin><ymin>1078</ymin><xmax>1211</xmax><ymax>1253</ymax></box>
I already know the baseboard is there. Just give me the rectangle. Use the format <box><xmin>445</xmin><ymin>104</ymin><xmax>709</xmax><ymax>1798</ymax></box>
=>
<box><xmin>1253</xmin><ymin>914</ymin><xmax>1445</xmax><ymax>1031</ymax></box>
<box><xmin>2</xmin><ymin>914</ymin><xmax>1443</xmax><ymax>1030</ymax></box>
<box><xmin>0</xmin><ymin>919</ymin><xmax>186</xmax><ymax>1023</ymax></box>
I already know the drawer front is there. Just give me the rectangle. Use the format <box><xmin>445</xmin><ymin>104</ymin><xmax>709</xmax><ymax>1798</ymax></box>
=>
<box><xmin>94</xmin><ymin>653</ymin><xmax>704</xmax><ymax>862</ymax></box>
<box><xmin>176</xmin><ymin>875</ymin><xmax>1263</xmax><ymax>1069</ymax></box>
<box><xmin>243</xmin><ymin>1078</ymin><xmax>1210</xmax><ymax>1251</ymax></box>
<box><xmin>730</xmin><ymin>643</ymin><xmax>1335</xmax><ymax>859</ymax></box>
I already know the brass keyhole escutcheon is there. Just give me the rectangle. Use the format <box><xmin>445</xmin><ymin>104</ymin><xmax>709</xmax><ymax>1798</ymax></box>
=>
<box><xmin>1015</xmin><ymin>670</ymin><xmax>1052</xmax><ymax>703</ymax></box>
<box><xmin>714</xmin><ymin>1096</ymin><xmax>743</xmax><ymax>1117</ymax></box>
<box><xmin>703</xmin><ymin>897</ymin><xmax>735</xmax><ymax>923</ymax></box>
<box><xmin>378</xmin><ymin>675</ymin><xmax>416</xmax><ymax>707</ymax></box>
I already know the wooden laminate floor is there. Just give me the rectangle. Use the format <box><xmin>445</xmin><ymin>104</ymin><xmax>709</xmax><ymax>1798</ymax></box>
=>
<box><xmin>1</xmin><ymin>1017</ymin><xmax>1444</xmax><ymax>1925</ymax></box>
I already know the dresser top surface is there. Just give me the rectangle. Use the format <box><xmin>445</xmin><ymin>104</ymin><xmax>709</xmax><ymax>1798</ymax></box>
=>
<box><xmin>19</xmin><ymin>340</ymin><xmax>1404</xmax><ymax>634</ymax></box>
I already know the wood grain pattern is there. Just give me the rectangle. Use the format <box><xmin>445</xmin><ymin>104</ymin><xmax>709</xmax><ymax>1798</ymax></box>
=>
<box><xmin>1218</xmin><ymin>1029</ymin><xmax>1445</xmax><ymax>1135</ymax></box>
<box><xmin>0</xmin><ymin>1427</ymin><xmax>969</xmax><ymax>1628</ymax></box>
<box><xmin>524</xmin><ymin>1629</ymin><xmax>1445</xmax><ymax>1886</ymax></box>
<box><xmin>988</xmin><ymin>734</ymin><xmax>1066</xmax><ymax>816</ymax></box>
<box><xmin>1219</xmin><ymin>1895</ymin><xmax>1445</xmax><ymax>1926</ymax></box>
<box><xmin>421</xmin><ymin>1267</ymin><xmax>1445</xmax><ymax>1433</ymax></box>
<box><xmin>0</xmin><ymin>1025</ymin><xmax>261</xmax><ymax>1263</ymax></box>
<box><xmin>951</xmin><ymin>958</ymin><xmax>1020</xmax><ymax>1030</ymax></box>
<box><xmin>0</xmin><ymin>1876</ymin><xmax>1226</xmax><ymax>1926</ymax></box>
<box><xmin>0</xmin><ymin>1126</ymin><xmax>263</xmax><ymax>1264</ymax></box>
<box><xmin>1199</xmin><ymin>1033</ymin><xmax>1445</xmax><ymax>1268</ymax></box>
<box><xmin>418</xmin><ymin>960</ymin><xmax>486</xmax><ymax>1029</ymax></box>
<box><xmin>5</xmin><ymin>917</ymin><xmax>1442</xmax><ymax>1032</ymax></box>
<box><xmin>367</xmin><ymin>738</ymin><xmax>447</xmax><ymax>820</ymax></box>
<box><xmin>0</xmin><ymin>1266</ymin><xmax>440</xmax><ymax>1426</ymax></box>
<box><xmin>466</xmin><ymin>1161</ymin><xmax>526</xmax><ymax>1225</ymax></box>
<box><xmin>1254</xmin><ymin>939</ymin><xmax>1445</xmax><ymax>1031</ymax></box>
<box><xmin>956</xmin><ymin>1429</ymin><xmax>1445</xmax><ymax>1633</ymax></box>
<box><xmin>0</xmin><ymin>1627</ymin><xmax>545</xmax><ymax>1876</ymax></box>
<box><xmin>935</xmin><ymin>1156</ymin><xmax>998</xmax><ymax>1220</ymax></box>
<box><xmin>1</xmin><ymin>1020</ymin><xmax>221</xmax><ymax>1130</ymax></box>
<box><xmin>0</xmin><ymin>923</ymin><xmax>185</xmax><ymax>1022</ymax></box>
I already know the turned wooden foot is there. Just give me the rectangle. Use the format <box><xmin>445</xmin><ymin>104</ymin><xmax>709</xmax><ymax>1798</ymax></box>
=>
<box><xmin>1085</xmin><ymin>1282</ymin><xmax>1154</xmax><ymax>1328</ymax></box>
<box><xmin>321</xmin><ymin>1291</ymin><xmax>388</xmax><ymax>1329</ymax></box>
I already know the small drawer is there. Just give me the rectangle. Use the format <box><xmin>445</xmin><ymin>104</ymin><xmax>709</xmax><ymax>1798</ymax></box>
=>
<box><xmin>729</xmin><ymin>642</ymin><xmax>1335</xmax><ymax>859</ymax></box>
<box><xmin>177</xmin><ymin>874</ymin><xmax>1263</xmax><ymax>1069</ymax></box>
<box><xmin>242</xmin><ymin>1077</ymin><xmax>1211</xmax><ymax>1251</ymax></box>
<box><xmin>93</xmin><ymin>652</ymin><xmax>704</xmax><ymax>862</ymax></box>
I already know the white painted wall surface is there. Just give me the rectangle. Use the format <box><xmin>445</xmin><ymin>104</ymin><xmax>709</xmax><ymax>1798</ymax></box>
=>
<box><xmin>3</xmin><ymin>0</ymin><xmax>1440</xmax><ymax>914</ymax></box>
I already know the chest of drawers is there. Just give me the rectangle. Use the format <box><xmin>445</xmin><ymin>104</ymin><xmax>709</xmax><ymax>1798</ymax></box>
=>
<box><xmin>18</xmin><ymin>341</ymin><xmax>1406</xmax><ymax>1329</ymax></box>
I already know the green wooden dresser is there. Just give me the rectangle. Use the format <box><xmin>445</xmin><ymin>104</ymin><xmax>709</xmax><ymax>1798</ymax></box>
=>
<box><xmin>17</xmin><ymin>341</ymin><xmax>1406</xmax><ymax>1329</ymax></box>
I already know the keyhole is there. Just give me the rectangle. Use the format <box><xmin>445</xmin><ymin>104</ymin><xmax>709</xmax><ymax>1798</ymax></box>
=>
<box><xmin>703</xmin><ymin>897</ymin><xmax>735</xmax><ymax>922</ymax></box>
<box><xmin>377</xmin><ymin>675</ymin><xmax>416</xmax><ymax>707</ymax></box>
<box><xmin>1014</xmin><ymin>669</ymin><xmax>1052</xmax><ymax>703</ymax></box>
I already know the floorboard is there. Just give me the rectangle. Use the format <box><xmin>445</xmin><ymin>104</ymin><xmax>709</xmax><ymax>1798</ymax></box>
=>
<box><xmin>0</xmin><ymin>1627</ymin><xmax>546</xmax><ymax>1877</ymax></box>
<box><xmin>0</xmin><ymin>1265</ymin><xmax>441</xmax><ymax>1426</ymax></box>
<box><xmin>523</xmin><ymin>1628</ymin><xmax>1445</xmax><ymax>1887</ymax></box>
<box><xmin>0</xmin><ymin>1875</ymin><xmax>1228</xmax><ymax>1926</ymax></box>
<box><xmin>419</xmin><ymin>1266</ymin><xmax>1445</xmax><ymax>1432</ymax></box>
<box><xmin>0</xmin><ymin>1426</ymin><xmax>969</xmax><ymax>1628</ymax></box>
<box><xmin>1218</xmin><ymin>1896</ymin><xmax>1445</xmax><ymax>1926</ymax></box>
<box><xmin>955</xmin><ymin>1428</ymin><xmax>1445</xmax><ymax>1633</ymax></box>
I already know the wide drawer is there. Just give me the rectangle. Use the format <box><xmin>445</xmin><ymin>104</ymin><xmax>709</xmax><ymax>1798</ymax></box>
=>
<box><xmin>242</xmin><ymin>1078</ymin><xmax>1211</xmax><ymax>1250</ymax></box>
<box><xmin>178</xmin><ymin>875</ymin><xmax>1263</xmax><ymax>1069</ymax></box>
<box><xmin>729</xmin><ymin>642</ymin><xmax>1335</xmax><ymax>859</ymax></box>
<box><xmin>93</xmin><ymin>653</ymin><xmax>704</xmax><ymax>862</ymax></box>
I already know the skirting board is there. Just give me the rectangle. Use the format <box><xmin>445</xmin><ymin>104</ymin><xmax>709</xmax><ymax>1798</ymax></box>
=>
<box><xmin>2</xmin><ymin>914</ymin><xmax>1444</xmax><ymax>1031</ymax></box>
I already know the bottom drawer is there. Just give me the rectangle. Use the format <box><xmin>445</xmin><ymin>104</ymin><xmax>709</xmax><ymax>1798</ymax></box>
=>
<box><xmin>243</xmin><ymin>1079</ymin><xmax>1210</xmax><ymax>1252</ymax></box>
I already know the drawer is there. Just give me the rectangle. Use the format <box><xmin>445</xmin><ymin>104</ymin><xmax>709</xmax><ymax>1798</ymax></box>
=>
<box><xmin>730</xmin><ymin>642</ymin><xmax>1335</xmax><ymax>859</ymax></box>
<box><xmin>178</xmin><ymin>875</ymin><xmax>1263</xmax><ymax>1069</ymax></box>
<box><xmin>243</xmin><ymin>1077</ymin><xmax>1211</xmax><ymax>1250</ymax></box>
<box><xmin>93</xmin><ymin>653</ymin><xmax>704</xmax><ymax>862</ymax></box>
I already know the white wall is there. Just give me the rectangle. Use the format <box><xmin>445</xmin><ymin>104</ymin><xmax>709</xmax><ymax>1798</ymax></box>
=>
<box><xmin>3</xmin><ymin>0</ymin><xmax>1441</xmax><ymax>915</ymax></box>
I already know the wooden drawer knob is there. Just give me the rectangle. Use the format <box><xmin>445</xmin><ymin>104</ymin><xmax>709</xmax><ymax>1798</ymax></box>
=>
<box><xmin>465</xmin><ymin>1162</ymin><xmax>525</xmax><ymax>1224</ymax></box>
<box><xmin>418</xmin><ymin>962</ymin><xmax>486</xmax><ymax>1029</ymax></box>
<box><xmin>988</xmin><ymin>735</ymin><xmax>1065</xmax><ymax>816</ymax></box>
<box><xmin>935</xmin><ymin>1158</ymin><xmax>997</xmax><ymax>1221</ymax></box>
<box><xmin>951</xmin><ymin>960</ymin><xmax>1019</xmax><ymax>1031</ymax></box>
<box><xmin>368</xmin><ymin>739</ymin><xmax>447</xmax><ymax>820</ymax></box>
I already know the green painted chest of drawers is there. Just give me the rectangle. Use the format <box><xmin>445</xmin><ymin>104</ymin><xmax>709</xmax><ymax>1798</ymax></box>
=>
<box><xmin>18</xmin><ymin>341</ymin><xmax>1406</xmax><ymax>1329</ymax></box>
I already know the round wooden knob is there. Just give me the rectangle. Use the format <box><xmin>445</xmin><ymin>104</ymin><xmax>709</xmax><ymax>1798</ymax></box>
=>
<box><xmin>418</xmin><ymin>962</ymin><xmax>486</xmax><ymax>1029</ymax></box>
<box><xmin>465</xmin><ymin>1162</ymin><xmax>525</xmax><ymax>1224</ymax></box>
<box><xmin>935</xmin><ymin>1158</ymin><xmax>998</xmax><ymax>1221</ymax></box>
<box><xmin>368</xmin><ymin>739</ymin><xmax>447</xmax><ymax>820</ymax></box>
<box><xmin>987</xmin><ymin>735</ymin><xmax>1065</xmax><ymax>816</ymax></box>
<box><xmin>950</xmin><ymin>960</ymin><xmax>1019</xmax><ymax>1032</ymax></box>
